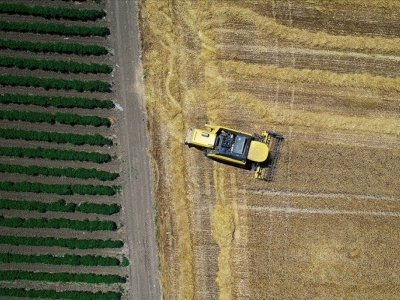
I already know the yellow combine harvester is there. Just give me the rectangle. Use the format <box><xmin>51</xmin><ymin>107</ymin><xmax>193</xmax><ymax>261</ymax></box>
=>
<box><xmin>184</xmin><ymin>124</ymin><xmax>284</xmax><ymax>181</ymax></box>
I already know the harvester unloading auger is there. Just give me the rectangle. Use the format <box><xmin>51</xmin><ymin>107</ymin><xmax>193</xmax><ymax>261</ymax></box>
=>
<box><xmin>184</xmin><ymin>124</ymin><xmax>284</xmax><ymax>181</ymax></box>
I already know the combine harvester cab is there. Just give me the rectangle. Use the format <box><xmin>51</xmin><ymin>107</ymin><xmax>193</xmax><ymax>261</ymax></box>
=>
<box><xmin>184</xmin><ymin>124</ymin><xmax>284</xmax><ymax>181</ymax></box>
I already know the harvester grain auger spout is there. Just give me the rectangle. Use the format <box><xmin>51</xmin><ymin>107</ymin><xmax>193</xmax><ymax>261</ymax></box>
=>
<box><xmin>253</xmin><ymin>131</ymin><xmax>284</xmax><ymax>181</ymax></box>
<box><xmin>184</xmin><ymin>124</ymin><xmax>284</xmax><ymax>181</ymax></box>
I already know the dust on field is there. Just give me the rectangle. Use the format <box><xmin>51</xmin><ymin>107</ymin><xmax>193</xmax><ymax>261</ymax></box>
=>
<box><xmin>139</xmin><ymin>0</ymin><xmax>400</xmax><ymax>299</ymax></box>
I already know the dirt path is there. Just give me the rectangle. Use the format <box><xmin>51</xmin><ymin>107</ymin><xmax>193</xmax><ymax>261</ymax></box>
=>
<box><xmin>110</xmin><ymin>1</ymin><xmax>161</xmax><ymax>299</ymax></box>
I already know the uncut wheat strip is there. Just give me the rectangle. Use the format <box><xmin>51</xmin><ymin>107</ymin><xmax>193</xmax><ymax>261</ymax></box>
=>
<box><xmin>204</xmin><ymin>5</ymin><xmax>400</xmax><ymax>54</ymax></box>
<box><xmin>219</xmin><ymin>60</ymin><xmax>400</xmax><ymax>93</ymax></box>
<box><xmin>299</xmin><ymin>0</ymin><xmax>400</xmax><ymax>10</ymax></box>
<box><xmin>239</xmin><ymin>205</ymin><xmax>400</xmax><ymax>218</ymax></box>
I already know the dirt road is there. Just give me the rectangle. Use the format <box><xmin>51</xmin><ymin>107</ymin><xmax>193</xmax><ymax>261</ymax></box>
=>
<box><xmin>110</xmin><ymin>1</ymin><xmax>161</xmax><ymax>299</ymax></box>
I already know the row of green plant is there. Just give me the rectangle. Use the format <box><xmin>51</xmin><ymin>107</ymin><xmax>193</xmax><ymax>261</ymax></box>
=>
<box><xmin>0</xmin><ymin>199</ymin><xmax>120</xmax><ymax>215</ymax></box>
<box><xmin>0</xmin><ymin>75</ymin><xmax>111</xmax><ymax>92</ymax></box>
<box><xmin>0</xmin><ymin>288</ymin><xmax>121</xmax><ymax>300</ymax></box>
<box><xmin>0</xmin><ymin>181</ymin><xmax>120</xmax><ymax>196</ymax></box>
<box><xmin>0</xmin><ymin>39</ymin><xmax>108</xmax><ymax>55</ymax></box>
<box><xmin>0</xmin><ymin>146</ymin><xmax>112</xmax><ymax>163</ymax></box>
<box><xmin>0</xmin><ymin>235</ymin><xmax>123</xmax><ymax>249</ymax></box>
<box><xmin>0</xmin><ymin>128</ymin><xmax>112</xmax><ymax>146</ymax></box>
<box><xmin>0</xmin><ymin>93</ymin><xmax>114</xmax><ymax>109</ymax></box>
<box><xmin>0</xmin><ymin>3</ymin><xmax>106</xmax><ymax>21</ymax></box>
<box><xmin>0</xmin><ymin>56</ymin><xmax>113</xmax><ymax>74</ymax></box>
<box><xmin>0</xmin><ymin>216</ymin><xmax>117</xmax><ymax>231</ymax></box>
<box><xmin>0</xmin><ymin>163</ymin><xmax>118</xmax><ymax>181</ymax></box>
<box><xmin>0</xmin><ymin>252</ymin><xmax>128</xmax><ymax>267</ymax></box>
<box><xmin>0</xmin><ymin>20</ymin><xmax>110</xmax><ymax>37</ymax></box>
<box><xmin>0</xmin><ymin>270</ymin><xmax>126</xmax><ymax>284</ymax></box>
<box><xmin>0</xmin><ymin>109</ymin><xmax>111</xmax><ymax>127</ymax></box>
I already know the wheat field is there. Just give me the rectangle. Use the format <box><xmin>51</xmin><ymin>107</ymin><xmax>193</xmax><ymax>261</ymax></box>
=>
<box><xmin>139</xmin><ymin>0</ymin><xmax>400</xmax><ymax>299</ymax></box>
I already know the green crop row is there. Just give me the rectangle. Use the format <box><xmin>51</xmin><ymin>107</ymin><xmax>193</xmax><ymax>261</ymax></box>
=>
<box><xmin>0</xmin><ymin>252</ymin><xmax>128</xmax><ymax>267</ymax></box>
<box><xmin>0</xmin><ymin>163</ymin><xmax>118</xmax><ymax>181</ymax></box>
<box><xmin>0</xmin><ymin>146</ymin><xmax>111</xmax><ymax>163</ymax></box>
<box><xmin>0</xmin><ymin>93</ymin><xmax>114</xmax><ymax>109</ymax></box>
<box><xmin>0</xmin><ymin>270</ymin><xmax>126</xmax><ymax>284</ymax></box>
<box><xmin>0</xmin><ymin>235</ymin><xmax>123</xmax><ymax>249</ymax></box>
<box><xmin>0</xmin><ymin>181</ymin><xmax>120</xmax><ymax>196</ymax></box>
<box><xmin>0</xmin><ymin>216</ymin><xmax>117</xmax><ymax>231</ymax></box>
<box><xmin>0</xmin><ymin>20</ymin><xmax>110</xmax><ymax>37</ymax></box>
<box><xmin>0</xmin><ymin>288</ymin><xmax>121</xmax><ymax>300</ymax></box>
<box><xmin>0</xmin><ymin>3</ymin><xmax>106</xmax><ymax>21</ymax></box>
<box><xmin>0</xmin><ymin>109</ymin><xmax>111</xmax><ymax>127</ymax></box>
<box><xmin>0</xmin><ymin>39</ymin><xmax>108</xmax><ymax>55</ymax></box>
<box><xmin>0</xmin><ymin>56</ymin><xmax>113</xmax><ymax>74</ymax></box>
<box><xmin>0</xmin><ymin>199</ymin><xmax>120</xmax><ymax>215</ymax></box>
<box><xmin>0</xmin><ymin>75</ymin><xmax>111</xmax><ymax>92</ymax></box>
<box><xmin>0</xmin><ymin>128</ymin><xmax>112</xmax><ymax>146</ymax></box>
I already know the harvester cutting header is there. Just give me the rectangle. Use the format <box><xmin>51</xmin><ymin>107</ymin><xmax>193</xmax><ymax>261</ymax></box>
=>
<box><xmin>184</xmin><ymin>124</ymin><xmax>284</xmax><ymax>181</ymax></box>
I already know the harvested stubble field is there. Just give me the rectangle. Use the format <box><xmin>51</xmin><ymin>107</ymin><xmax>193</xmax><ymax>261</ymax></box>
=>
<box><xmin>140</xmin><ymin>0</ymin><xmax>400</xmax><ymax>299</ymax></box>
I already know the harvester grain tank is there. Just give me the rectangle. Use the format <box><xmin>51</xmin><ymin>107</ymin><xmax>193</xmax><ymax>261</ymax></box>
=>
<box><xmin>184</xmin><ymin>124</ymin><xmax>284</xmax><ymax>181</ymax></box>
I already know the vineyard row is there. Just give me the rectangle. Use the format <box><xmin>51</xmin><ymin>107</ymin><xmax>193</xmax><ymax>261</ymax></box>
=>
<box><xmin>0</xmin><ymin>109</ymin><xmax>111</xmax><ymax>127</ymax></box>
<box><xmin>0</xmin><ymin>163</ymin><xmax>118</xmax><ymax>181</ymax></box>
<box><xmin>0</xmin><ymin>270</ymin><xmax>126</xmax><ymax>284</ymax></box>
<box><xmin>0</xmin><ymin>199</ymin><xmax>120</xmax><ymax>215</ymax></box>
<box><xmin>0</xmin><ymin>216</ymin><xmax>117</xmax><ymax>231</ymax></box>
<box><xmin>0</xmin><ymin>235</ymin><xmax>123</xmax><ymax>249</ymax></box>
<box><xmin>0</xmin><ymin>252</ymin><xmax>128</xmax><ymax>267</ymax></box>
<box><xmin>0</xmin><ymin>2</ymin><xmax>106</xmax><ymax>21</ymax></box>
<box><xmin>0</xmin><ymin>56</ymin><xmax>113</xmax><ymax>74</ymax></box>
<box><xmin>0</xmin><ymin>146</ymin><xmax>112</xmax><ymax>163</ymax></box>
<box><xmin>0</xmin><ymin>288</ymin><xmax>121</xmax><ymax>300</ymax></box>
<box><xmin>0</xmin><ymin>20</ymin><xmax>110</xmax><ymax>37</ymax></box>
<box><xmin>0</xmin><ymin>181</ymin><xmax>120</xmax><ymax>196</ymax></box>
<box><xmin>0</xmin><ymin>93</ymin><xmax>114</xmax><ymax>109</ymax></box>
<box><xmin>0</xmin><ymin>75</ymin><xmax>111</xmax><ymax>92</ymax></box>
<box><xmin>0</xmin><ymin>39</ymin><xmax>108</xmax><ymax>56</ymax></box>
<box><xmin>0</xmin><ymin>128</ymin><xmax>112</xmax><ymax>146</ymax></box>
